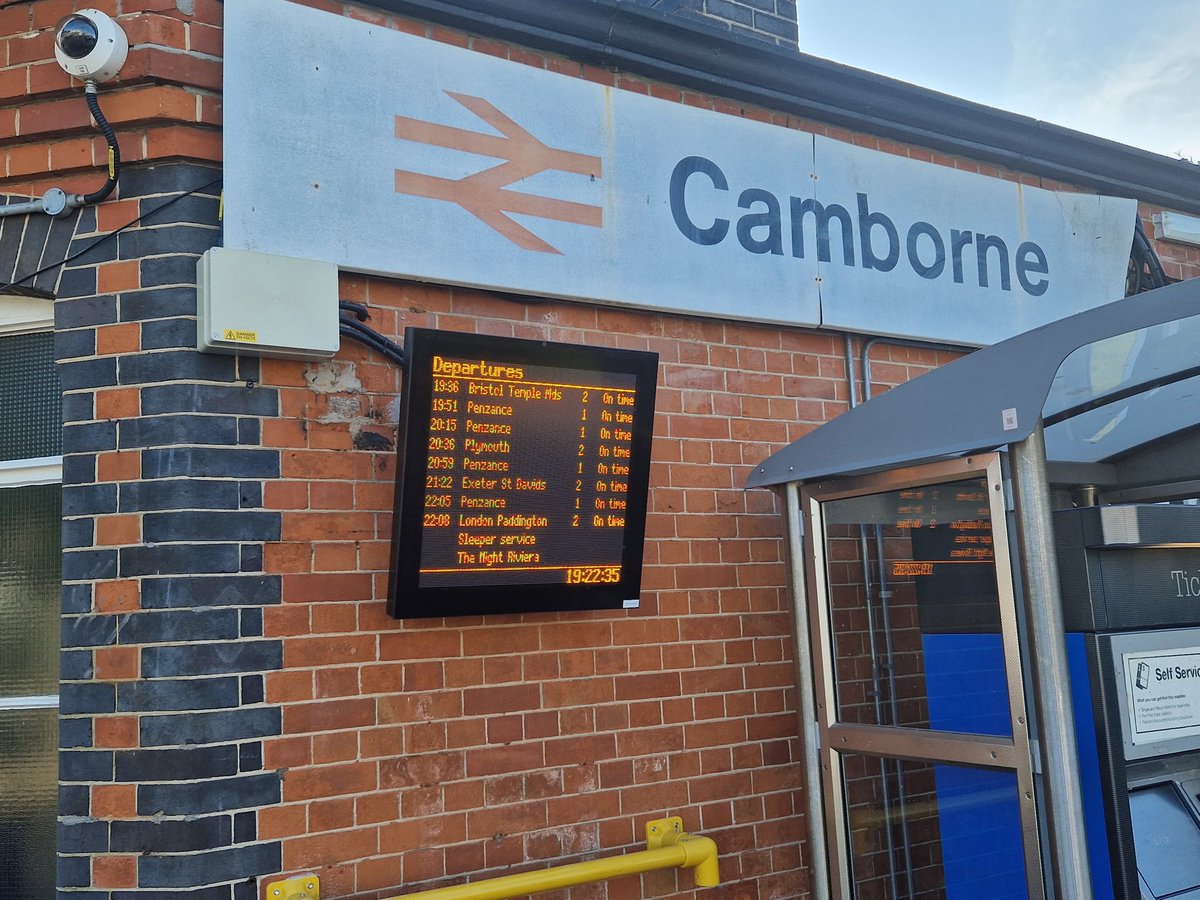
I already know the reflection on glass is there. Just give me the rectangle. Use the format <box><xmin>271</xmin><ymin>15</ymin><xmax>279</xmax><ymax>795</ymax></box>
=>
<box><xmin>0</xmin><ymin>708</ymin><xmax>57</xmax><ymax>900</ymax></box>
<box><xmin>0</xmin><ymin>484</ymin><xmax>62</xmax><ymax>698</ymax></box>
<box><xmin>1128</xmin><ymin>784</ymin><xmax>1200</xmax><ymax>899</ymax></box>
<box><xmin>843</xmin><ymin>754</ymin><xmax>1028</xmax><ymax>899</ymax></box>
<box><xmin>823</xmin><ymin>478</ymin><xmax>1012</xmax><ymax>737</ymax></box>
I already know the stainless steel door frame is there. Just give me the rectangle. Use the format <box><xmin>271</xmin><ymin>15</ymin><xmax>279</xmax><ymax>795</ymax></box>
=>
<box><xmin>800</xmin><ymin>453</ymin><xmax>1045</xmax><ymax>899</ymax></box>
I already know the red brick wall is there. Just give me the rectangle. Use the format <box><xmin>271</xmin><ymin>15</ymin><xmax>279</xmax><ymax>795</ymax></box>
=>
<box><xmin>256</xmin><ymin>278</ymin><xmax>845</xmax><ymax>898</ymax></box>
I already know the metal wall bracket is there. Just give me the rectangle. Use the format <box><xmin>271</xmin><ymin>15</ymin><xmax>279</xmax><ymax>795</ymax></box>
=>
<box><xmin>645</xmin><ymin>816</ymin><xmax>684</xmax><ymax>849</ymax></box>
<box><xmin>265</xmin><ymin>875</ymin><xmax>320</xmax><ymax>900</ymax></box>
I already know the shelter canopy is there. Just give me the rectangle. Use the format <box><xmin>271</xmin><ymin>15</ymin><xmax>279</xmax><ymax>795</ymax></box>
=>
<box><xmin>747</xmin><ymin>278</ymin><xmax>1200</xmax><ymax>502</ymax></box>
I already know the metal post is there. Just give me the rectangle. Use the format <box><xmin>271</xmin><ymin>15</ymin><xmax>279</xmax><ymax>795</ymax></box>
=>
<box><xmin>784</xmin><ymin>482</ymin><xmax>831</xmax><ymax>900</ymax></box>
<box><xmin>1010</xmin><ymin>422</ymin><xmax>1093</xmax><ymax>899</ymax></box>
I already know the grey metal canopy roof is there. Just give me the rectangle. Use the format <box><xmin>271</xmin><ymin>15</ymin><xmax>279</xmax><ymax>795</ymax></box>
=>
<box><xmin>747</xmin><ymin>277</ymin><xmax>1200</xmax><ymax>496</ymax></box>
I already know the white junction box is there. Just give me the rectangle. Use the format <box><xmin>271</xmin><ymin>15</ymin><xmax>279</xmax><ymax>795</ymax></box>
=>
<box><xmin>197</xmin><ymin>247</ymin><xmax>340</xmax><ymax>359</ymax></box>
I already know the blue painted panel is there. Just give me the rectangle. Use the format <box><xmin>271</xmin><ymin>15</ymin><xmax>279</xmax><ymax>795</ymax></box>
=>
<box><xmin>924</xmin><ymin>632</ymin><xmax>1027</xmax><ymax>899</ymax></box>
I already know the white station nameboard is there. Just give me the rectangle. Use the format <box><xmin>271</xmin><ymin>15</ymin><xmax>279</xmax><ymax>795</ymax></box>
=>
<box><xmin>1124</xmin><ymin>647</ymin><xmax>1200</xmax><ymax>746</ymax></box>
<box><xmin>224</xmin><ymin>0</ymin><xmax>1137</xmax><ymax>346</ymax></box>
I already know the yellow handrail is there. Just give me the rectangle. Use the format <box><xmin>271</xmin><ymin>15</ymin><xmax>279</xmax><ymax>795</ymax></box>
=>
<box><xmin>266</xmin><ymin>817</ymin><xmax>719</xmax><ymax>900</ymax></box>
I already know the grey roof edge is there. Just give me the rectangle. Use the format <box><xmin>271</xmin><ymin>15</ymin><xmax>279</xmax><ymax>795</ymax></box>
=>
<box><xmin>745</xmin><ymin>277</ymin><xmax>1200</xmax><ymax>489</ymax></box>
<box><xmin>369</xmin><ymin>0</ymin><xmax>1200</xmax><ymax>215</ymax></box>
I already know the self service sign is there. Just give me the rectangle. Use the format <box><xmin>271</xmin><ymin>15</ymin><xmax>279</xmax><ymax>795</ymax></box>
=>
<box><xmin>223</xmin><ymin>0</ymin><xmax>1136</xmax><ymax>347</ymax></box>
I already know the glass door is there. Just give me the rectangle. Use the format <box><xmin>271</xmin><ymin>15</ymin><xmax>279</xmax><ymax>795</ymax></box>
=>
<box><xmin>802</xmin><ymin>454</ymin><xmax>1042</xmax><ymax>899</ymax></box>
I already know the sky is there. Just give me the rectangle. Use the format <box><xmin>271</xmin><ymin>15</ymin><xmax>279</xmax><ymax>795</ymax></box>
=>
<box><xmin>797</xmin><ymin>0</ymin><xmax>1200</xmax><ymax>160</ymax></box>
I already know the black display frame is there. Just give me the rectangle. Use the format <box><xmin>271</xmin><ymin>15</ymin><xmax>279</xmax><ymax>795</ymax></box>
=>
<box><xmin>388</xmin><ymin>327</ymin><xmax>658</xmax><ymax>618</ymax></box>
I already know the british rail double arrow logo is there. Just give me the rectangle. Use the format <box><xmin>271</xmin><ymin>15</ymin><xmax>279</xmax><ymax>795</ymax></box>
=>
<box><xmin>394</xmin><ymin>92</ymin><xmax>603</xmax><ymax>255</ymax></box>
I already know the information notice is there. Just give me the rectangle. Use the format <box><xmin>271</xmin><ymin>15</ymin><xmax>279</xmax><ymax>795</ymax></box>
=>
<box><xmin>420</xmin><ymin>353</ymin><xmax>638</xmax><ymax>587</ymax></box>
<box><xmin>389</xmin><ymin>328</ymin><xmax>657</xmax><ymax>618</ymax></box>
<box><xmin>1123</xmin><ymin>647</ymin><xmax>1200</xmax><ymax>745</ymax></box>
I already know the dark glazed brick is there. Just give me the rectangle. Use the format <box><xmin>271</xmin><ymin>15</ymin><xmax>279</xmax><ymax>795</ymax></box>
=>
<box><xmin>237</xmin><ymin>417</ymin><xmax>260</xmax><ymax>445</ymax></box>
<box><xmin>61</xmin><ymin>648</ymin><xmax>94</xmax><ymax>679</ymax></box>
<box><xmin>141</xmin><ymin>640</ymin><xmax>282</xmax><ymax>678</ymax></box>
<box><xmin>62</xmin><ymin>422</ymin><xmax>117</xmax><ymax>454</ymax></box>
<box><xmin>59</xmin><ymin>749</ymin><xmax>114</xmax><ymax>782</ymax></box>
<box><xmin>65</xmin><ymin>236</ymin><xmax>118</xmax><ymax>265</ymax></box>
<box><xmin>119</xmin><ymin>543</ymin><xmax>241</xmax><ymax>576</ymax></box>
<box><xmin>137</xmin><ymin>773</ymin><xmax>280</xmax><ymax>816</ymax></box>
<box><xmin>120</xmin><ymin>286</ymin><xmax>198</xmax><ymax>321</ymax></box>
<box><xmin>141</xmin><ymin>447</ymin><xmax>280</xmax><ymax>479</ymax></box>
<box><xmin>752</xmin><ymin>9</ymin><xmax>797</xmax><ymax>38</ymax></box>
<box><xmin>62</xmin><ymin>548</ymin><xmax>118</xmax><ymax>581</ymax></box>
<box><xmin>56</xmin><ymin>265</ymin><xmax>98</xmax><ymax>298</ymax></box>
<box><xmin>59</xmin><ymin>682</ymin><xmax>115</xmax><ymax>715</ymax></box>
<box><xmin>139</xmin><ymin>708</ymin><xmax>282</xmax><ymax>748</ymax></box>
<box><xmin>73</xmin><ymin>205</ymin><xmax>97</xmax><ymax>233</ymax></box>
<box><xmin>141</xmin><ymin>383</ymin><xmax>279</xmax><ymax>417</ymax></box>
<box><xmin>118</xmin><ymin>609</ymin><xmax>240</xmax><ymax>645</ymax></box>
<box><xmin>119</xmin><ymin>414</ymin><xmax>239</xmax><ymax>448</ymax></box>
<box><xmin>233</xmin><ymin>811</ymin><xmax>256</xmax><ymax>843</ymax></box>
<box><xmin>141</xmin><ymin>316</ymin><xmax>199</xmax><ymax>350</ymax></box>
<box><xmin>704</xmin><ymin>0</ymin><xmax>753</xmax><ymax>25</ymax></box>
<box><xmin>58</xmin><ymin>357</ymin><xmax>116</xmax><ymax>391</ymax></box>
<box><xmin>61</xmin><ymin>614</ymin><xmax>118</xmax><ymax>649</ymax></box>
<box><xmin>62</xmin><ymin>488</ymin><xmax>102</xmax><ymax>529</ymax></box>
<box><xmin>114</xmin><ymin>886</ymin><xmax>233</xmax><ymax>900</ymax></box>
<box><xmin>61</xmin><ymin>391</ymin><xmax>94</xmax><ymax>422</ymax></box>
<box><xmin>143</xmin><ymin>510</ymin><xmax>281</xmax><ymax>543</ymax></box>
<box><xmin>118</xmin><ymin>675</ymin><xmax>241</xmax><ymax>712</ymax></box>
<box><xmin>119</xmin><ymin>225</ymin><xmax>219</xmax><ymax>259</ymax></box>
<box><xmin>140</xmin><ymin>254</ymin><xmax>200</xmax><ymax>288</ymax></box>
<box><xmin>240</xmin><ymin>674</ymin><xmax>264</xmax><ymax>704</ymax></box>
<box><xmin>58</xmin><ymin>820</ymin><xmax>109</xmax><ymax>854</ymax></box>
<box><xmin>239</xmin><ymin>482</ymin><xmax>263</xmax><ymax>508</ymax></box>
<box><xmin>238</xmin><ymin>741</ymin><xmax>263</xmax><ymax>773</ymax></box>
<box><xmin>112</xmin><ymin>815</ymin><xmax>232</xmax><ymax>854</ymax></box>
<box><xmin>115</xmin><ymin>745</ymin><xmax>238</xmax><ymax>781</ymax></box>
<box><xmin>240</xmin><ymin>545</ymin><xmax>264</xmax><ymax>573</ymax></box>
<box><xmin>59</xmin><ymin>717</ymin><xmax>93</xmax><ymax>748</ymax></box>
<box><xmin>119</xmin><ymin>349</ymin><xmax>238</xmax><ymax>386</ymax></box>
<box><xmin>54</xmin><ymin>328</ymin><xmax>96</xmax><ymax>360</ymax></box>
<box><xmin>120</xmin><ymin>479</ymin><xmax>243</xmax><ymax>512</ymax></box>
<box><xmin>59</xmin><ymin>783</ymin><xmax>91</xmax><ymax>817</ymax></box>
<box><xmin>120</xmin><ymin>163</ymin><xmax>221</xmax><ymax>197</ymax></box>
<box><xmin>137</xmin><ymin>841</ymin><xmax>281</xmax><ymax>889</ymax></box>
<box><xmin>140</xmin><ymin>575</ymin><xmax>281</xmax><ymax>608</ymax></box>
<box><xmin>240</xmin><ymin>609</ymin><xmax>263</xmax><ymax>639</ymax></box>
<box><xmin>57</xmin><ymin>856</ymin><xmax>91</xmax><ymax>889</ymax></box>
<box><xmin>62</xmin><ymin>453</ymin><xmax>96</xmax><ymax>483</ymax></box>
<box><xmin>61</xmin><ymin>583</ymin><xmax>93</xmax><ymax>616</ymax></box>
<box><xmin>141</xmin><ymin>193</ymin><xmax>221</xmax><ymax>228</ymax></box>
<box><xmin>62</xmin><ymin>517</ymin><xmax>95</xmax><ymax>549</ymax></box>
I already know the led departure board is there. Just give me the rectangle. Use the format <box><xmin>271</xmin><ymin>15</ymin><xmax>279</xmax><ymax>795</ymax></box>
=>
<box><xmin>388</xmin><ymin>328</ymin><xmax>658</xmax><ymax>618</ymax></box>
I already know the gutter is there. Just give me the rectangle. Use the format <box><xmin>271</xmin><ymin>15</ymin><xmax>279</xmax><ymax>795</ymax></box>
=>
<box><xmin>370</xmin><ymin>0</ymin><xmax>1200</xmax><ymax>215</ymax></box>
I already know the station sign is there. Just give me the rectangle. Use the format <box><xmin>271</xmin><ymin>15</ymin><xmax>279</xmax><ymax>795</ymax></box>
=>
<box><xmin>224</xmin><ymin>0</ymin><xmax>1137</xmax><ymax>346</ymax></box>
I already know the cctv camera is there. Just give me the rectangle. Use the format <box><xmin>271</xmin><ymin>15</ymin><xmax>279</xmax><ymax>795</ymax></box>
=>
<box><xmin>54</xmin><ymin>10</ymin><xmax>128</xmax><ymax>83</ymax></box>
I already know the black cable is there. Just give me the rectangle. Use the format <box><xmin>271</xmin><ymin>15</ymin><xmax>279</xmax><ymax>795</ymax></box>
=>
<box><xmin>338</xmin><ymin>314</ymin><xmax>407</xmax><ymax>366</ymax></box>
<box><xmin>0</xmin><ymin>176</ymin><xmax>222</xmax><ymax>292</ymax></box>
<box><xmin>339</xmin><ymin>300</ymin><xmax>370</xmax><ymax>321</ymax></box>
<box><xmin>1134</xmin><ymin>217</ymin><xmax>1172</xmax><ymax>289</ymax></box>
<box><xmin>81</xmin><ymin>86</ymin><xmax>121</xmax><ymax>205</ymax></box>
<box><xmin>339</xmin><ymin>321</ymin><xmax>407</xmax><ymax>366</ymax></box>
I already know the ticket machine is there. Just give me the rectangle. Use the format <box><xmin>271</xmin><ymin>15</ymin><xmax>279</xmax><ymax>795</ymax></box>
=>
<box><xmin>1056</xmin><ymin>504</ymin><xmax>1200</xmax><ymax>900</ymax></box>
